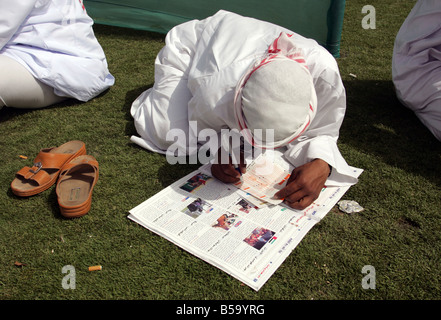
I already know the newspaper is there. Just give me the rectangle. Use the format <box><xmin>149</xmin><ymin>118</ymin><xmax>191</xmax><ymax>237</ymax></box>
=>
<box><xmin>128</xmin><ymin>151</ymin><xmax>363</xmax><ymax>291</ymax></box>
<box><xmin>232</xmin><ymin>150</ymin><xmax>293</xmax><ymax>205</ymax></box>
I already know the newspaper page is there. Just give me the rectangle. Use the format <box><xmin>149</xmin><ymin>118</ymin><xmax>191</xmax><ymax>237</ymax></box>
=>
<box><xmin>128</xmin><ymin>152</ymin><xmax>363</xmax><ymax>291</ymax></box>
<box><xmin>232</xmin><ymin>151</ymin><xmax>293</xmax><ymax>205</ymax></box>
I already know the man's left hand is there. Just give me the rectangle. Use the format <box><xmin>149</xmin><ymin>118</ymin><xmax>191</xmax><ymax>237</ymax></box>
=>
<box><xmin>275</xmin><ymin>159</ymin><xmax>330</xmax><ymax>210</ymax></box>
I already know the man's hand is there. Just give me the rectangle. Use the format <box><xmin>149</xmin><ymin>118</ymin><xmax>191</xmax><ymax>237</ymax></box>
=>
<box><xmin>211</xmin><ymin>147</ymin><xmax>246</xmax><ymax>183</ymax></box>
<box><xmin>275</xmin><ymin>159</ymin><xmax>330</xmax><ymax>210</ymax></box>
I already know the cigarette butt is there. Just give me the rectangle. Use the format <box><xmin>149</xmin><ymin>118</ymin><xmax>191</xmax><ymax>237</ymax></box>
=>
<box><xmin>88</xmin><ymin>265</ymin><xmax>102</xmax><ymax>271</ymax></box>
<box><xmin>19</xmin><ymin>155</ymin><xmax>28</xmax><ymax>159</ymax></box>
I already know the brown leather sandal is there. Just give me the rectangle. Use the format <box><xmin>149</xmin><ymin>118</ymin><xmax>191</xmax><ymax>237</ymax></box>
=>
<box><xmin>56</xmin><ymin>155</ymin><xmax>99</xmax><ymax>218</ymax></box>
<box><xmin>11</xmin><ymin>141</ymin><xmax>86</xmax><ymax>197</ymax></box>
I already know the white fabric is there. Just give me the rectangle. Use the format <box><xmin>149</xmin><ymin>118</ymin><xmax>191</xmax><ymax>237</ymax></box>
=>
<box><xmin>0</xmin><ymin>55</ymin><xmax>65</xmax><ymax>108</ymax></box>
<box><xmin>0</xmin><ymin>0</ymin><xmax>114</xmax><ymax>102</ymax></box>
<box><xmin>131</xmin><ymin>10</ymin><xmax>358</xmax><ymax>186</ymax></box>
<box><xmin>234</xmin><ymin>32</ymin><xmax>317</xmax><ymax>148</ymax></box>
<box><xmin>242</xmin><ymin>59</ymin><xmax>311</xmax><ymax>145</ymax></box>
<box><xmin>238</xmin><ymin>56</ymin><xmax>316</xmax><ymax>148</ymax></box>
<box><xmin>392</xmin><ymin>0</ymin><xmax>441</xmax><ymax>141</ymax></box>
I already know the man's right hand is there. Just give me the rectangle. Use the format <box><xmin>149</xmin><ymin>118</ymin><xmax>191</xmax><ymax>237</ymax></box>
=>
<box><xmin>210</xmin><ymin>147</ymin><xmax>246</xmax><ymax>183</ymax></box>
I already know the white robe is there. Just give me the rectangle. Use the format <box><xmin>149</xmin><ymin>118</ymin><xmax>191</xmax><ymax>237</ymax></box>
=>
<box><xmin>392</xmin><ymin>0</ymin><xmax>441</xmax><ymax>141</ymax></box>
<box><xmin>0</xmin><ymin>0</ymin><xmax>114</xmax><ymax>101</ymax></box>
<box><xmin>131</xmin><ymin>10</ymin><xmax>359</xmax><ymax>186</ymax></box>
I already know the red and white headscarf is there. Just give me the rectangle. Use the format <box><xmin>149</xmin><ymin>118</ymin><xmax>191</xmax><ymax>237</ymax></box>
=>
<box><xmin>233</xmin><ymin>32</ymin><xmax>317</xmax><ymax>149</ymax></box>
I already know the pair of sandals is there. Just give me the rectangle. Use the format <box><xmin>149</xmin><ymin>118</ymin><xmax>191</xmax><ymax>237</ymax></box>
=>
<box><xmin>11</xmin><ymin>140</ymin><xmax>99</xmax><ymax>218</ymax></box>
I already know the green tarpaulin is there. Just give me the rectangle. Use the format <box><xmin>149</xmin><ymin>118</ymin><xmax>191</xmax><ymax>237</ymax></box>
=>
<box><xmin>84</xmin><ymin>0</ymin><xmax>345</xmax><ymax>57</ymax></box>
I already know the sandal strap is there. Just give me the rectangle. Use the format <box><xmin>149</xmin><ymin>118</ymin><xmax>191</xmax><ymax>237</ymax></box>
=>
<box><xmin>15</xmin><ymin>147</ymin><xmax>81</xmax><ymax>184</ymax></box>
<box><xmin>14</xmin><ymin>148</ymin><xmax>73</xmax><ymax>183</ymax></box>
<box><xmin>16</xmin><ymin>166</ymin><xmax>38</xmax><ymax>180</ymax></box>
<box><xmin>60</xmin><ymin>159</ymin><xmax>99</xmax><ymax>176</ymax></box>
<box><xmin>34</xmin><ymin>148</ymin><xmax>76</xmax><ymax>170</ymax></box>
<box><xmin>15</xmin><ymin>166</ymin><xmax>52</xmax><ymax>186</ymax></box>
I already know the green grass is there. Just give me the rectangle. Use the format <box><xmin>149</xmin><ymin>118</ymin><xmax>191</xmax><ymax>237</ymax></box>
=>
<box><xmin>1</xmin><ymin>0</ymin><xmax>441</xmax><ymax>300</ymax></box>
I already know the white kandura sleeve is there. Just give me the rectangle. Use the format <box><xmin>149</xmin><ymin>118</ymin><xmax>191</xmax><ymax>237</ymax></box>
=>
<box><xmin>283</xmin><ymin>65</ymin><xmax>359</xmax><ymax>186</ymax></box>
<box><xmin>130</xmin><ymin>19</ymin><xmax>205</xmax><ymax>154</ymax></box>
<box><xmin>0</xmin><ymin>0</ymin><xmax>37</xmax><ymax>50</ymax></box>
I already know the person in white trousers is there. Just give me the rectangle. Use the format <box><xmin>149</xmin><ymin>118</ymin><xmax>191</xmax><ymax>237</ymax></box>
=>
<box><xmin>131</xmin><ymin>10</ymin><xmax>359</xmax><ymax>210</ymax></box>
<box><xmin>0</xmin><ymin>0</ymin><xmax>114</xmax><ymax>110</ymax></box>
<box><xmin>392</xmin><ymin>0</ymin><xmax>441</xmax><ymax>141</ymax></box>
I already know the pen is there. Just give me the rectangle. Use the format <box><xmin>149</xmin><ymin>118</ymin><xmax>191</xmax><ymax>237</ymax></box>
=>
<box><xmin>232</xmin><ymin>160</ymin><xmax>242</xmax><ymax>176</ymax></box>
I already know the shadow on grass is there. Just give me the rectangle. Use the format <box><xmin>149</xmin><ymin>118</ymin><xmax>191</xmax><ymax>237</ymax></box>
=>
<box><xmin>341</xmin><ymin>79</ymin><xmax>441</xmax><ymax>186</ymax></box>
<box><xmin>122</xmin><ymin>85</ymin><xmax>153</xmax><ymax>137</ymax></box>
<box><xmin>156</xmin><ymin>160</ymin><xmax>201</xmax><ymax>188</ymax></box>
<box><xmin>0</xmin><ymin>98</ymin><xmax>80</xmax><ymax>124</ymax></box>
<box><xmin>0</xmin><ymin>86</ymin><xmax>114</xmax><ymax>123</ymax></box>
<box><xmin>93</xmin><ymin>23</ymin><xmax>165</xmax><ymax>42</ymax></box>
